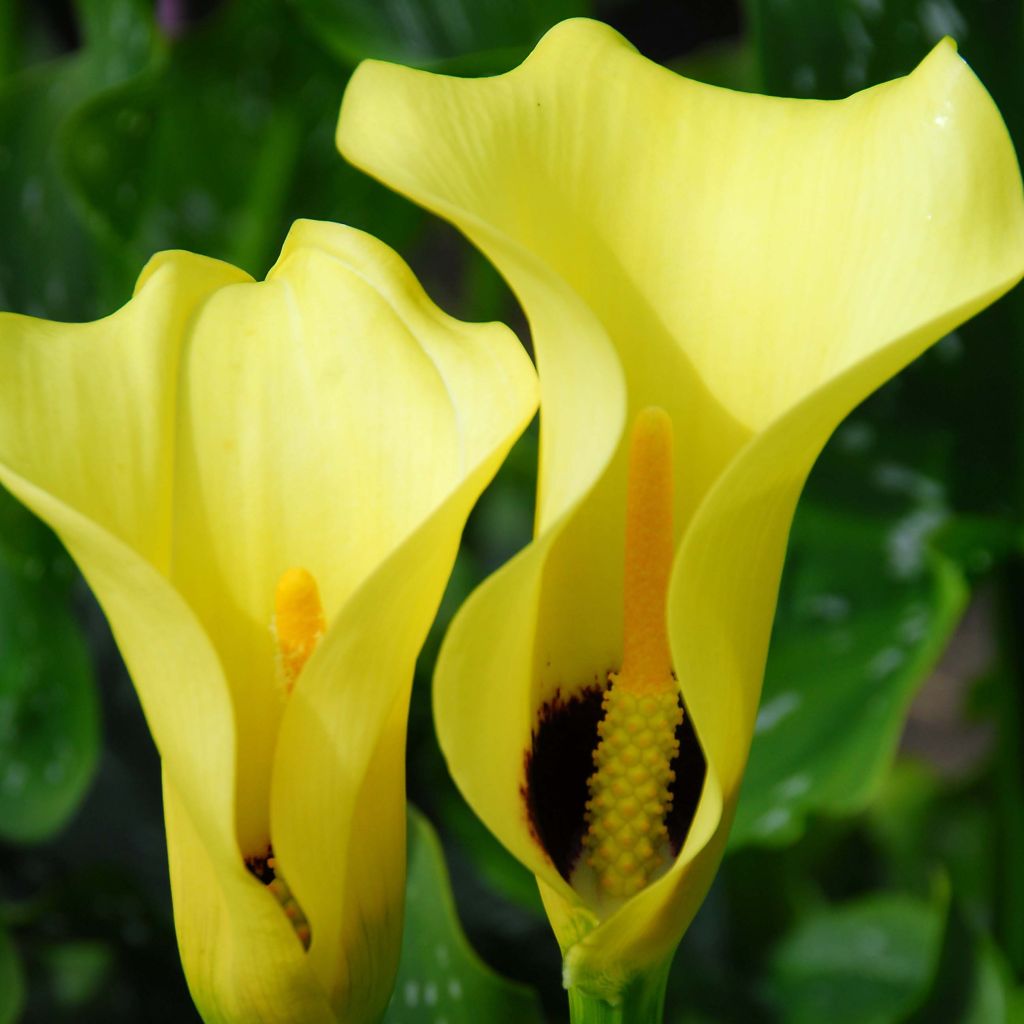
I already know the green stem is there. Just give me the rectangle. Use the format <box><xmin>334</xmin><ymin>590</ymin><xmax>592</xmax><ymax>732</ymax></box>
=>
<box><xmin>567</xmin><ymin>958</ymin><xmax>672</xmax><ymax>1024</ymax></box>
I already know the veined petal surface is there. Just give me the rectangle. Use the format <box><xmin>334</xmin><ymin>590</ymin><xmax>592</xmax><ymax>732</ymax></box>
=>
<box><xmin>338</xmin><ymin>16</ymin><xmax>1024</xmax><ymax>994</ymax></box>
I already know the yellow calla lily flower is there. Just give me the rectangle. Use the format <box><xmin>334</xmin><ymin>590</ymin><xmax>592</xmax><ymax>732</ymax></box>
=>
<box><xmin>337</xmin><ymin>18</ymin><xmax>1024</xmax><ymax>1017</ymax></box>
<box><xmin>0</xmin><ymin>221</ymin><xmax>537</xmax><ymax>1022</ymax></box>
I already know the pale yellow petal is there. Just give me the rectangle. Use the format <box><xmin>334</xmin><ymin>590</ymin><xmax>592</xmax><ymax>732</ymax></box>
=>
<box><xmin>557</xmin><ymin>282</ymin><xmax>1010</xmax><ymax>990</ymax></box>
<box><xmin>266</xmin><ymin>223</ymin><xmax>538</xmax><ymax>1014</ymax></box>
<box><xmin>2</xmin><ymin>224</ymin><xmax>537</xmax><ymax>1018</ymax></box>
<box><xmin>0</xmin><ymin>253</ymin><xmax>249</xmax><ymax>861</ymax></box>
<box><xmin>0</xmin><ymin>251</ymin><xmax>248</xmax><ymax>564</ymax></box>
<box><xmin>338</xmin><ymin>14</ymin><xmax>1024</xmax><ymax>993</ymax></box>
<box><xmin>341</xmin><ymin>22</ymin><xmax>1024</xmax><ymax>479</ymax></box>
<box><xmin>164</xmin><ymin>775</ymin><xmax>335</xmax><ymax>1024</ymax></box>
<box><xmin>170</xmin><ymin>219</ymin><xmax>535</xmax><ymax>858</ymax></box>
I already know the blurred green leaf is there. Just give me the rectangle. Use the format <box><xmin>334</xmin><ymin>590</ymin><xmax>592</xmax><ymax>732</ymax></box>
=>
<box><xmin>763</xmin><ymin>893</ymin><xmax>943</xmax><ymax>1024</ymax></box>
<box><xmin>934</xmin><ymin>517</ymin><xmax>1021</xmax><ymax>579</ymax></box>
<box><xmin>1012</xmin><ymin>989</ymin><xmax>1024</xmax><ymax>1024</ymax></box>
<box><xmin>293</xmin><ymin>0</ymin><xmax>588</xmax><ymax>69</ymax></box>
<box><xmin>0</xmin><ymin>3</ymin><xmax>15</xmax><ymax>80</ymax></box>
<box><xmin>0</xmin><ymin>924</ymin><xmax>23</xmax><ymax>1024</ymax></box>
<box><xmin>869</xmin><ymin>765</ymin><xmax>996</xmax><ymax>930</ymax></box>
<box><xmin>0</xmin><ymin>0</ymin><xmax>155</xmax><ymax>319</ymax></box>
<box><xmin>40</xmin><ymin>941</ymin><xmax>115</xmax><ymax>1010</ymax></box>
<box><xmin>433</xmin><ymin>787</ymin><xmax>543</xmax><ymax>914</ymax></box>
<box><xmin>732</xmin><ymin>413</ymin><xmax>967</xmax><ymax>848</ymax></box>
<box><xmin>385</xmin><ymin>809</ymin><xmax>544</xmax><ymax>1024</ymax></box>
<box><xmin>671</xmin><ymin>36</ymin><xmax>762</xmax><ymax>92</ymax></box>
<box><xmin>0</xmin><ymin>492</ymin><xmax>99</xmax><ymax>844</ymax></box>
<box><xmin>0</xmin><ymin>862</ymin><xmax>194</xmax><ymax>1021</ymax></box>
<box><xmin>63</xmin><ymin>0</ymin><xmax>421</xmax><ymax>293</ymax></box>
<box><xmin>987</xmin><ymin>584</ymin><xmax>1024</xmax><ymax>976</ymax></box>
<box><xmin>746</xmin><ymin>0</ymin><xmax>1024</xmax><ymax>107</ymax></box>
<box><xmin>909</xmin><ymin>899</ymin><xmax>1021</xmax><ymax>1024</ymax></box>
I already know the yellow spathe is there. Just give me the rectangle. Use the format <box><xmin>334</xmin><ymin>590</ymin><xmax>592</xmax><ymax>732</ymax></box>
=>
<box><xmin>337</xmin><ymin>18</ymin><xmax>1024</xmax><ymax>1001</ymax></box>
<box><xmin>0</xmin><ymin>221</ymin><xmax>537</xmax><ymax>1022</ymax></box>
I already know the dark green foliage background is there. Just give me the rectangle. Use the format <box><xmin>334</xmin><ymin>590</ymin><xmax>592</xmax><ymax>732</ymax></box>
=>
<box><xmin>0</xmin><ymin>1</ymin><xmax>1023</xmax><ymax>1021</ymax></box>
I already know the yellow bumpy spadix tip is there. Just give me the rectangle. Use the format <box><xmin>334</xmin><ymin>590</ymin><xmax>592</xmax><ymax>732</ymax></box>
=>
<box><xmin>581</xmin><ymin>407</ymin><xmax>683</xmax><ymax>901</ymax></box>
<box><xmin>273</xmin><ymin>567</ymin><xmax>326</xmax><ymax>695</ymax></box>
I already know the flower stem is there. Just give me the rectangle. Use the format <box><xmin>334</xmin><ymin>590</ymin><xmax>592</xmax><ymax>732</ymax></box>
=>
<box><xmin>566</xmin><ymin>959</ymin><xmax>672</xmax><ymax>1024</ymax></box>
